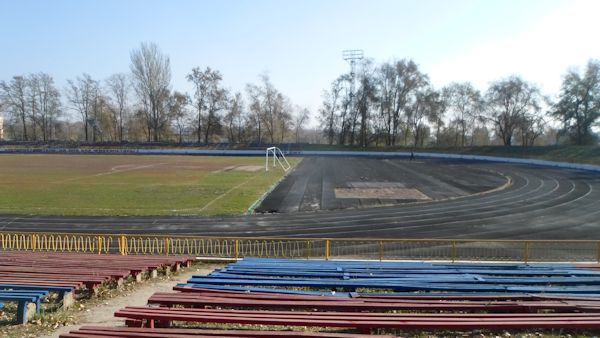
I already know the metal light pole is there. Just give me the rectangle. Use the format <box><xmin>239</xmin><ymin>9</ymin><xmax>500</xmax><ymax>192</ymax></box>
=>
<box><xmin>342</xmin><ymin>49</ymin><xmax>364</xmax><ymax>145</ymax></box>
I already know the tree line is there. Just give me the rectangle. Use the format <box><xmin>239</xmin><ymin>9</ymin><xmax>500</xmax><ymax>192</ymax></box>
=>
<box><xmin>319</xmin><ymin>58</ymin><xmax>600</xmax><ymax>147</ymax></box>
<box><xmin>0</xmin><ymin>42</ymin><xmax>310</xmax><ymax>144</ymax></box>
<box><xmin>1</xmin><ymin>42</ymin><xmax>599</xmax><ymax>147</ymax></box>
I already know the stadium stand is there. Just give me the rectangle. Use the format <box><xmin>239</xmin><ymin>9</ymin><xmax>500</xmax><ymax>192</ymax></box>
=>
<box><xmin>59</xmin><ymin>258</ymin><xmax>600</xmax><ymax>336</ymax></box>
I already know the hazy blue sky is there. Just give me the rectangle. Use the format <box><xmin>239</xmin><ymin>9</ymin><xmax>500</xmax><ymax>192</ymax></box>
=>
<box><xmin>1</xmin><ymin>0</ymin><xmax>599</xmax><ymax>118</ymax></box>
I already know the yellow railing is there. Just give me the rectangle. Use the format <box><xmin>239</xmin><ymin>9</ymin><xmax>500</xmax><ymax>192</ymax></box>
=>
<box><xmin>1</xmin><ymin>231</ymin><xmax>599</xmax><ymax>262</ymax></box>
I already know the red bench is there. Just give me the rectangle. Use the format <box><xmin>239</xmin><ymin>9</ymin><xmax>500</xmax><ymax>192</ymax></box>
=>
<box><xmin>0</xmin><ymin>252</ymin><xmax>195</xmax><ymax>290</ymax></box>
<box><xmin>149</xmin><ymin>290</ymin><xmax>600</xmax><ymax>312</ymax></box>
<box><xmin>59</xmin><ymin>325</ymin><xmax>394</xmax><ymax>338</ymax></box>
<box><xmin>0</xmin><ymin>252</ymin><xmax>196</xmax><ymax>313</ymax></box>
<box><xmin>115</xmin><ymin>306</ymin><xmax>600</xmax><ymax>330</ymax></box>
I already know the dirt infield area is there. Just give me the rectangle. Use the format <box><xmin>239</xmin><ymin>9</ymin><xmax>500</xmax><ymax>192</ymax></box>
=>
<box><xmin>0</xmin><ymin>154</ymin><xmax>297</xmax><ymax>216</ymax></box>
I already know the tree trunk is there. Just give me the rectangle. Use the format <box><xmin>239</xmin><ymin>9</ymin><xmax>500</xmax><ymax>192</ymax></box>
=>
<box><xmin>119</xmin><ymin>109</ymin><xmax>124</xmax><ymax>142</ymax></box>
<box><xmin>204</xmin><ymin>116</ymin><xmax>211</xmax><ymax>144</ymax></box>
<box><xmin>20</xmin><ymin>99</ymin><xmax>28</xmax><ymax>140</ymax></box>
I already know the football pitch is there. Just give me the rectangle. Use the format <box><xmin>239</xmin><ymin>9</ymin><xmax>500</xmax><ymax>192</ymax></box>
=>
<box><xmin>0</xmin><ymin>154</ymin><xmax>299</xmax><ymax>216</ymax></box>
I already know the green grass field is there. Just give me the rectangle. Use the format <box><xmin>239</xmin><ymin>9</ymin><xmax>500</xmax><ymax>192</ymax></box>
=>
<box><xmin>0</xmin><ymin>154</ymin><xmax>299</xmax><ymax>216</ymax></box>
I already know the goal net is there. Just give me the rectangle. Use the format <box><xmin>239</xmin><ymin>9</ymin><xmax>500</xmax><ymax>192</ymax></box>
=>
<box><xmin>265</xmin><ymin>147</ymin><xmax>291</xmax><ymax>172</ymax></box>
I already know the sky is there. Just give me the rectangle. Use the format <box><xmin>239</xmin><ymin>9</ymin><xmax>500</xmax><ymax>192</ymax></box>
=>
<box><xmin>1</xmin><ymin>0</ymin><xmax>599</xmax><ymax>123</ymax></box>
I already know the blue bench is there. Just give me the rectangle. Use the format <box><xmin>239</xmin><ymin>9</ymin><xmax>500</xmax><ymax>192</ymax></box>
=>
<box><xmin>184</xmin><ymin>258</ymin><xmax>600</xmax><ymax>296</ymax></box>
<box><xmin>0</xmin><ymin>290</ymin><xmax>48</xmax><ymax>324</ymax></box>
<box><xmin>0</xmin><ymin>284</ymin><xmax>72</xmax><ymax>294</ymax></box>
<box><xmin>0</xmin><ymin>284</ymin><xmax>74</xmax><ymax>308</ymax></box>
<box><xmin>203</xmin><ymin>279</ymin><xmax>600</xmax><ymax>294</ymax></box>
<box><xmin>176</xmin><ymin>283</ymin><xmax>353</xmax><ymax>296</ymax></box>
<box><xmin>217</xmin><ymin>266</ymin><xmax>600</xmax><ymax>277</ymax></box>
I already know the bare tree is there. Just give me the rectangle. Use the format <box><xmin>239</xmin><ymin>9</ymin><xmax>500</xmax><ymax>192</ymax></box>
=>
<box><xmin>294</xmin><ymin>107</ymin><xmax>310</xmax><ymax>143</ymax></box>
<box><xmin>408</xmin><ymin>88</ymin><xmax>442</xmax><ymax>148</ymax></box>
<box><xmin>319</xmin><ymin>79</ymin><xmax>342</xmax><ymax>145</ymax></box>
<box><xmin>318</xmin><ymin>74</ymin><xmax>353</xmax><ymax>145</ymax></box>
<box><xmin>91</xmin><ymin>94</ymin><xmax>115</xmax><ymax>142</ymax></box>
<box><xmin>377</xmin><ymin>60</ymin><xmax>428</xmax><ymax>146</ymax></box>
<box><xmin>0</xmin><ymin>76</ymin><xmax>28</xmax><ymax>140</ymax></box>
<box><xmin>67</xmin><ymin>74</ymin><xmax>98</xmax><ymax>142</ymax></box>
<box><xmin>444</xmin><ymin>82</ymin><xmax>483</xmax><ymax>147</ymax></box>
<box><xmin>168</xmin><ymin>91</ymin><xmax>189</xmax><ymax>143</ymax></box>
<box><xmin>550</xmin><ymin>59</ymin><xmax>600</xmax><ymax>145</ymax></box>
<box><xmin>277</xmin><ymin>96</ymin><xmax>293</xmax><ymax>143</ymax></box>
<box><xmin>430</xmin><ymin>89</ymin><xmax>448</xmax><ymax>146</ymax></box>
<box><xmin>130</xmin><ymin>42</ymin><xmax>172</xmax><ymax>142</ymax></box>
<box><xmin>485</xmin><ymin>76</ymin><xmax>542</xmax><ymax>146</ymax></box>
<box><xmin>26</xmin><ymin>74</ymin><xmax>40</xmax><ymax>140</ymax></box>
<box><xmin>246</xmin><ymin>75</ymin><xmax>293</xmax><ymax>144</ymax></box>
<box><xmin>186</xmin><ymin>67</ymin><xmax>225</xmax><ymax>143</ymax></box>
<box><xmin>204</xmin><ymin>85</ymin><xmax>227</xmax><ymax>144</ymax></box>
<box><xmin>518</xmin><ymin>114</ymin><xmax>546</xmax><ymax>146</ymax></box>
<box><xmin>259</xmin><ymin>75</ymin><xmax>279</xmax><ymax>143</ymax></box>
<box><xmin>223</xmin><ymin>92</ymin><xmax>244</xmax><ymax>143</ymax></box>
<box><xmin>337</xmin><ymin>74</ymin><xmax>353</xmax><ymax>145</ymax></box>
<box><xmin>106</xmin><ymin>73</ymin><xmax>130</xmax><ymax>142</ymax></box>
<box><xmin>354</xmin><ymin>66</ymin><xmax>378</xmax><ymax>147</ymax></box>
<box><xmin>245</xmin><ymin>83</ymin><xmax>262</xmax><ymax>144</ymax></box>
<box><xmin>318</xmin><ymin>59</ymin><xmax>427</xmax><ymax>147</ymax></box>
<box><xmin>30</xmin><ymin>73</ymin><xmax>61</xmax><ymax>141</ymax></box>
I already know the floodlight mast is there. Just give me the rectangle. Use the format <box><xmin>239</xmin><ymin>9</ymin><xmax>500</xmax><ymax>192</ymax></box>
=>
<box><xmin>342</xmin><ymin>49</ymin><xmax>364</xmax><ymax>77</ymax></box>
<box><xmin>342</xmin><ymin>49</ymin><xmax>364</xmax><ymax>145</ymax></box>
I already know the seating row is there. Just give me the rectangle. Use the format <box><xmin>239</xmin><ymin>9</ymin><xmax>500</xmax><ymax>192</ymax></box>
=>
<box><xmin>0</xmin><ymin>251</ymin><xmax>195</xmax><ymax>325</ymax></box>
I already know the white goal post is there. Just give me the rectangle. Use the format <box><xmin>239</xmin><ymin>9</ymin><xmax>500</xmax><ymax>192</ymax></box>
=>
<box><xmin>265</xmin><ymin>147</ymin><xmax>291</xmax><ymax>172</ymax></box>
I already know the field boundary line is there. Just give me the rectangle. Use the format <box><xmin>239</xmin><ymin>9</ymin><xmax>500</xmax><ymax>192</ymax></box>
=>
<box><xmin>198</xmin><ymin>174</ymin><xmax>257</xmax><ymax>212</ymax></box>
<box><xmin>51</xmin><ymin>163</ymin><xmax>168</xmax><ymax>184</ymax></box>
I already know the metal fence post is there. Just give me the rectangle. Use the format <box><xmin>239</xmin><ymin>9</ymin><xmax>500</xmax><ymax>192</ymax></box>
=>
<box><xmin>597</xmin><ymin>241</ymin><xmax>600</xmax><ymax>263</ymax></box>
<box><xmin>451</xmin><ymin>241</ymin><xmax>457</xmax><ymax>262</ymax></box>
<box><xmin>379</xmin><ymin>241</ymin><xmax>384</xmax><ymax>261</ymax></box>
<box><xmin>235</xmin><ymin>239</ymin><xmax>239</xmax><ymax>259</ymax></box>
<box><xmin>119</xmin><ymin>235</ymin><xmax>127</xmax><ymax>256</ymax></box>
<box><xmin>305</xmin><ymin>241</ymin><xmax>310</xmax><ymax>259</ymax></box>
<box><xmin>325</xmin><ymin>240</ymin><xmax>330</xmax><ymax>260</ymax></box>
<box><xmin>97</xmin><ymin>236</ymin><xmax>102</xmax><ymax>255</ymax></box>
<box><xmin>164</xmin><ymin>238</ymin><xmax>170</xmax><ymax>256</ymax></box>
<box><xmin>524</xmin><ymin>241</ymin><xmax>530</xmax><ymax>263</ymax></box>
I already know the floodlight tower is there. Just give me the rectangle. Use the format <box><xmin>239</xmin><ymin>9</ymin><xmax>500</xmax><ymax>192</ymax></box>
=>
<box><xmin>342</xmin><ymin>49</ymin><xmax>364</xmax><ymax>132</ymax></box>
<box><xmin>342</xmin><ymin>49</ymin><xmax>364</xmax><ymax>78</ymax></box>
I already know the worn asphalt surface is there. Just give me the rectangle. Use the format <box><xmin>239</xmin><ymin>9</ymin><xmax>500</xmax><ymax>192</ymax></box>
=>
<box><xmin>256</xmin><ymin>157</ymin><xmax>507</xmax><ymax>212</ymax></box>
<box><xmin>1</xmin><ymin>157</ymin><xmax>599</xmax><ymax>240</ymax></box>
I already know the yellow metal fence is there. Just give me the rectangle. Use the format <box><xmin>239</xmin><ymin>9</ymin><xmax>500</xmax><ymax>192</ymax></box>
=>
<box><xmin>1</xmin><ymin>231</ymin><xmax>599</xmax><ymax>262</ymax></box>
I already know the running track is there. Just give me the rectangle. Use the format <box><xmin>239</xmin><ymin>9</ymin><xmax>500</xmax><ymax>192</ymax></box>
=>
<box><xmin>1</xmin><ymin>158</ymin><xmax>599</xmax><ymax>240</ymax></box>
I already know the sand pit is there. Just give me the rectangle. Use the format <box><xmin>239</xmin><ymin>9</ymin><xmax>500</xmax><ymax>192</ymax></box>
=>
<box><xmin>335</xmin><ymin>187</ymin><xmax>430</xmax><ymax>200</ymax></box>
